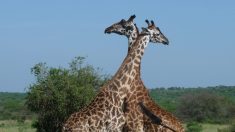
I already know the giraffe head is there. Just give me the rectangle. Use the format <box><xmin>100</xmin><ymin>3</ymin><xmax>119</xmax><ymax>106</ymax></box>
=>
<box><xmin>104</xmin><ymin>15</ymin><xmax>138</xmax><ymax>38</ymax></box>
<box><xmin>143</xmin><ymin>20</ymin><xmax>169</xmax><ymax>45</ymax></box>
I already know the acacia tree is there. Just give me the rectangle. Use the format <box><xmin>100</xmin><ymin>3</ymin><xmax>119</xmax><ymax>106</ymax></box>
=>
<box><xmin>26</xmin><ymin>57</ymin><xmax>109</xmax><ymax>132</ymax></box>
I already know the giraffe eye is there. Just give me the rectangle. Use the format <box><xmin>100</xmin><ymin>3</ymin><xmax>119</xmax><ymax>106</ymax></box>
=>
<box><xmin>126</xmin><ymin>26</ymin><xmax>133</xmax><ymax>31</ymax></box>
<box><xmin>154</xmin><ymin>33</ymin><xmax>160</xmax><ymax>37</ymax></box>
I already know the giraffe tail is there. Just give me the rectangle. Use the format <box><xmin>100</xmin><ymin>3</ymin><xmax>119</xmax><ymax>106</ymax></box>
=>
<box><xmin>138</xmin><ymin>102</ymin><xmax>162</xmax><ymax>124</ymax></box>
<box><xmin>138</xmin><ymin>102</ymin><xmax>177</xmax><ymax>132</ymax></box>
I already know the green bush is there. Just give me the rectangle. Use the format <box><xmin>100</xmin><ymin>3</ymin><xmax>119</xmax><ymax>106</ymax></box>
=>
<box><xmin>26</xmin><ymin>57</ymin><xmax>109</xmax><ymax>132</ymax></box>
<box><xmin>0</xmin><ymin>123</ymin><xmax>5</xmax><ymax>127</ymax></box>
<box><xmin>177</xmin><ymin>91</ymin><xmax>233</xmax><ymax>123</ymax></box>
<box><xmin>0</xmin><ymin>92</ymin><xmax>32</xmax><ymax>120</ymax></box>
<box><xmin>17</xmin><ymin>116</ymin><xmax>26</xmax><ymax>124</ymax></box>
<box><xmin>186</xmin><ymin>122</ymin><xmax>202</xmax><ymax>132</ymax></box>
<box><xmin>231</xmin><ymin>125</ymin><xmax>235</xmax><ymax>132</ymax></box>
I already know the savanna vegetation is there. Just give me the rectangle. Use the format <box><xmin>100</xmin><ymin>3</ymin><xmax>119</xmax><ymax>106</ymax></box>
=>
<box><xmin>1</xmin><ymin>57</ymin><xmax>235</xmax><ymax>132</ymax></box>
<box><xmin>150</xmin><ymin>86</ymin><xmax>235</xmax><ymax>123</ymax></box>
<box><xmin>26</xmin><ymin>57</ymin><xmax>109</xmax><ymax>131</ymax></box>
<box><xmin>0</xmin><ymin>92</ymin><xmax>34</xmax><ymax>121</ymax></box>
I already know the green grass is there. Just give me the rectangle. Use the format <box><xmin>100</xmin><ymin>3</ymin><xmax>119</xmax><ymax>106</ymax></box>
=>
<box><xmin>0</xmin><ymin>120</ymin><xmax>35</xmax><ymax>132</ymax></box>
<box><xmin>181</xmin><ymin>123</ymin><xmax>229</xmax><ymax>132</ymax></box>
<box><xmin>201</xmin><ymin>124</ymin><xmax>229</xmax><ymax>132</ymax></box>
<box><xmin>0</xmin><ymin>120</ymin><xmax>230</xmax><ymax>132</ymax></box>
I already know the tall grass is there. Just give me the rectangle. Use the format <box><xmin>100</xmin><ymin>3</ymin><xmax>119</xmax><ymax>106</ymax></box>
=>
<box><xmin>201</xmin><ymin>124</ymin><xmax>229</xmax><ymax>132</ymax></box>
<box><xmin>0</xmin><ymin>120</ymin><xmax>35</xmax><ymax>132</ymax></box>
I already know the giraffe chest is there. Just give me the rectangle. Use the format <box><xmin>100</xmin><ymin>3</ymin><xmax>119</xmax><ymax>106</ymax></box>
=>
<box><xmin>123</xmin><ymin>80</ymin><xmax>151</xmax><ymax>131</ymax></box>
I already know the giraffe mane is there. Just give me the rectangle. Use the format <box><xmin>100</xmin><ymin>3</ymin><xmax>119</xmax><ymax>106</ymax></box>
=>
<box><xmin>134</xmin><ymin>23</ymin><xmax>139</xmax><ymax>35</ymax></box>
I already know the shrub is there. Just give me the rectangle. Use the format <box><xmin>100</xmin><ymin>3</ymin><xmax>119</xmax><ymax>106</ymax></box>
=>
<box><xmin>177</xmin><ymin>91</ymin><xmax>233</xmax><ymax>123</ymax></box>
<box><xmin>26</xmin><ymin>57</ymin><xmax>109</xmax><ymax>132</ymax></box>
<box><xmin>17</xmin><ymin>116</ymin><xmax>26</xmax><ymax>124</ymax></box>
<box><xmin>186</xmin><ymin>122</ymin><xmax>202</xmax><ymax>132</ymax></box>
<box><xmin>0</xmin><ymin>123</ymin><xmax>5</xmax><ymax>127</ymax></box>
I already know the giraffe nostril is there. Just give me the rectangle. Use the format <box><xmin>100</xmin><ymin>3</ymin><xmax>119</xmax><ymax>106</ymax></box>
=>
<box><xmin>162</xmin><ymin>38</ymin><xmax>169</xmax><ymax>45</ymax></box>
<box><xmin>163</xmin><ymin>41</ymin><xmax>169</xmax><ymax>45</ymax></box>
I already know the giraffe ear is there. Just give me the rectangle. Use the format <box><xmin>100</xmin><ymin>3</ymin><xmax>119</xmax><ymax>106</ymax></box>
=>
<box><xmin>120</xmin><ymin>19</ymin><xmax>126</xmax><ymax>23</ymax></box>
<box><xmin>128</xmin><ymin>15</ymin><xmax>136</xmax><ymax>22</ymax></box>
<box><xmin>141</xmin><ymin>27</ymin><xmax>148</xmax><ymax>32</ymax></box>
<box><xmin>119</xmin><ymin>19</ymin><xmax>126</xmax><ymax>25</ymax></box>
<box><xmin>141</xmin><ymin>27</ymin><xmax>150</xmax><ymax>35</ymax></box>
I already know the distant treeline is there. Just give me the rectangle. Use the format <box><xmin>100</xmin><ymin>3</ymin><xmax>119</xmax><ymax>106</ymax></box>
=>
<box><xmin>150</xmin><ymin>85</ymin><xmax>235</xmax><ymax>111</ymax></box>
<box><xmin>0</xmin><ymin>92</ymin><xmax>34</xmax><ymax>121</ymax></box>
<box><xmin>0</xmin><ymin>85</ymin><xmax>234</xmax><ymax>123</ymax></box>
<box><xmin>150</xmin><ymin>85</ymin><xmax>235</xmax><ymax>123</ymax></box>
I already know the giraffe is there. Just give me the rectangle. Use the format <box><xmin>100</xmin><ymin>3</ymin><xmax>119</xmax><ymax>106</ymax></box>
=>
<box><xmin>62</xmin><ymin>17</ymin><xmax>163</xmax><ymax>132</ymax></box>
<box><xmin>105</xmin><ymin>15</ymin><xmax>185</xmax><ymax>132</ymax></box>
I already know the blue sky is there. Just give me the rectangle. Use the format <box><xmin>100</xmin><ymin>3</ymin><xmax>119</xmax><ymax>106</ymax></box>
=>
<box><xmin>0</xmin><ymin>0</ymin><xmax>235</xmax><ymax>92</ymax></box>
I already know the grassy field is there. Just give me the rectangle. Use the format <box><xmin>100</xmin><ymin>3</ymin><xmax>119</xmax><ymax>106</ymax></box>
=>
<box><xmin>201</xmin><ymin>124</ymin><xmax>229</xmax><ymax>132</ymax></box>
<box><xmin>0</xmin><ymin>120</ymin><xmax>230</xmax><ymax>132</ymax></box>
<box><xmin>0</xmin><ymin>120</ymin><xmax>35</xmax><ymax>132</ymax></box>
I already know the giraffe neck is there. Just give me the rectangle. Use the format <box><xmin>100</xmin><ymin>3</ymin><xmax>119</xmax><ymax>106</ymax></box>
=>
<box><xmin>126</xmin><ymin>24</ymin><xmax>141</xmax><ymax>78</ymax></box>
<box><xmin>127</xmin><ymin>23</ymin><xmax>139</xmax><ymax>52</ymax></box>
<box><xmin>112</xmin><ymin>34</ymin><xmax>150</xmax><ymax>91</ymax></box>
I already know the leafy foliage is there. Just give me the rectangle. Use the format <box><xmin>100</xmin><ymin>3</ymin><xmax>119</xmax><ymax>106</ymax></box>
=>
<box><xmin>177</xmin><ymin>91</ymin><xmax>230</xmax><ymax>123</ymax></box>
<box><xmin>0</xmin><ymin>92</ymin><xmax>32</xmax><ymax>120</ymax></box>
<box><xmin>25</xmin><ymin>57</ymin><xmax>109</xmax><ymax>132</ymax></box>
<box><xmin>149</xmin><ymin>87</ymin><xmax>185</xmax><ymax>112</ymax></box>
<box><xmin>150</xmin><ymin>86</ymin><xmax>235</xmax><ymax>123</ymax></box>
<box><xmin>186</xmin><ymin>122</ymin><xmax>202</xmax><ymax>132</ymax></box>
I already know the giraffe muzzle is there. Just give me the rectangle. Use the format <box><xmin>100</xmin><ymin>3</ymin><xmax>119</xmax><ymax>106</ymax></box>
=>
<box><xmin>162</xmin><ymin>40</ymin><xmax>169</xmax><ymax>45</ymax></box>
<box><xmin>162</xmin><ymin>37</ymin><xmax>169</xmax><ymax>45</ymax></box>
<box><xmin>104</xmin><ymin>28</ymin><xmax>112</xmax><ymax>34</ymax></box>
